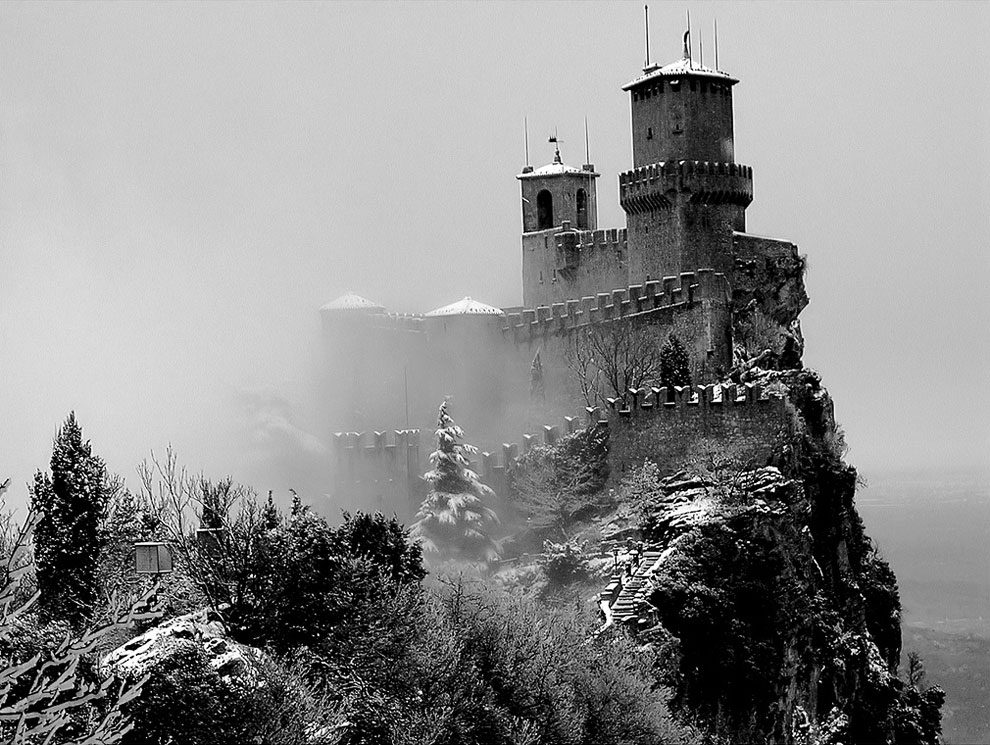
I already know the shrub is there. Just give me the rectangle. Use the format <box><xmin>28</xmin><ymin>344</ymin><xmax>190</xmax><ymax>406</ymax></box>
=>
<box><xmin>538</xmin><ymin>539</ymin><xmax>589</xmax><ymax>588</ymax></box>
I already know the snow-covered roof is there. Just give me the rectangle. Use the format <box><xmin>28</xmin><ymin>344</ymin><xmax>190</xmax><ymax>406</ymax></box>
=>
<box><xmin>425</xmin><ymin>297</ymin><xmax>505</xmax><ymax>317</ymax></box>
<box><xmin>517</xmin><ymin>161</ymin><xmax>598</xmax><ymax>179</ymax></box>
<box><xmin>622</xmin><ymin>56</ymin><xmax>738</xmax><ymax>90</ymax></box>
<box><xmin>320</xmin><ymin>292</ymin><xmax>386</xmax><ymax>312</ymax></box>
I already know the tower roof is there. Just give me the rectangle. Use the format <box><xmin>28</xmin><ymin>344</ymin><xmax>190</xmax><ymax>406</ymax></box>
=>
<box><xmin>622</xmin><ymin>56</ymin><xmax>738</xmax><ymax>91</ymax></box>
<box><xmin>320</xmin><ymin>292</ymin><xmax>386</xmax><ymax>312</ymax></box>
<box><xmin>425</xmin><ymin>296</ymin><xmax>505</xmax><ymax>317</ymax></box>
<box><xmin>519</xmin><ymin>142</ymin><xmax>599</xmax><ymax>180</ymax></box>
<box><xmin>518</xmin><ymin>160</ymin><xmax>598</xmax><ymax>180</ymax></box>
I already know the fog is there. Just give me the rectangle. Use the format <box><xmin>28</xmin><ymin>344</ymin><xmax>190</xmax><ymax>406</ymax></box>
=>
<box><xmin>1</xmin><ymin>2</ymin><xmax>987</xmax><ymax>510</ymax></box>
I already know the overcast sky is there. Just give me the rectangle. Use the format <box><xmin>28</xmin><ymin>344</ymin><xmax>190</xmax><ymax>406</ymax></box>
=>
<box><xmin>1</xmin><ymin>1</ymin><xmax>987</xmax><ymax>507</ymax></box>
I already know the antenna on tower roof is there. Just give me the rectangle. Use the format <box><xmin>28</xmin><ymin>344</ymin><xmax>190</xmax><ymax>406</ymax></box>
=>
<box><xmin>524</xmin><ymin>116</ymin><xmax>530</xmax><ymax>166</ymax></box>
<box><xmin>584</xmin><ymin>117</ymin><xmax>590</xmax><ymax>165</ymax></box>
<box><xmin>700</xmin><ymin>28</ymin><xmax>704</xmax><ymax>67</ymax></box>
<box><xmin>686</xmin><ymin>9</ymin><xmax>692</xmax><ymax>65</ymax></box>
<box><xmin>644</xmin><ymin>4</ymin><xmax>651</xmax><ymax>68</ymax></box>
<box><xmin>714</xmin><ymin>17</ymin><xmax>719</xmax><ymax>70</ymax></box>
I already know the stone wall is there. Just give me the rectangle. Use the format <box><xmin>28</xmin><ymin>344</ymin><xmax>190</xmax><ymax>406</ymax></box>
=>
<box><xmin>621</xmin><ymin>160</ymin><xmax>752</xmax><ymax>280</ymax></box>
<box><xmin>521</xmin><ymin>225</ymin><xmax>629</xmax><ymax>308</ymax></box>
<box><xmin>331</xmin><ymin>429</ymin><xmax>423</xmax><ymax>519</ymax></box>
<box><xmin>605</xmin><ymin>382</ymin><xmax>795</xmax><ymax>480</ymax></box>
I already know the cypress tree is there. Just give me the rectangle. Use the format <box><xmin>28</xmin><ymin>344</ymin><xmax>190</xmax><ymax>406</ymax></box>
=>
<box><xmin>31</xmin><ymin>412</ymin><xmax>110</xmax><ymax>623</ymax></box>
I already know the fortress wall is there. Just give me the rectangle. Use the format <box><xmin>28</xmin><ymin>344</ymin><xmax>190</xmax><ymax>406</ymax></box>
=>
<box><xmin>331</xmin><ymin>389</ymin><xmax>793</xmax><ymax>514</ymax></box>
<box><xmin>503</xmin><ymin>270</ymin><xmax>732</xmax><ymax>392</ymax></box>
<box><xmin>331</xmin><ymin>429</ymin><xmax>423</xmax><ymax>519</ymax></box>
<box><xmin>505</xmin><ymin>270</ymin><xmax>722</xmax><ymax>343</ymax></box>
<box><xmin>522</xmin><ymin>226</ymin><xmax>630</xmax><ymax>307</ymax></box>
<box><xmin>605</xmin><ymin>383</ymin><xmax>794</xmax><ymax>480</ymax></box>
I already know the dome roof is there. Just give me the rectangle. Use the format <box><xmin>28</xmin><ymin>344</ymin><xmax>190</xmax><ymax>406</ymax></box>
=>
<box><xmin>622</xmin><ymin>56</ymin><xmax>738</xmax><ymax>90</ymax></box>
<box><xmin>320</xmin><ymin>292</ymin><xmax>385</xmax><ymax>312</ymax></box>
<box><xmin>425</xmin><ymin>297</ymin><xmax>505</xmax><ymax>317</ymax></box>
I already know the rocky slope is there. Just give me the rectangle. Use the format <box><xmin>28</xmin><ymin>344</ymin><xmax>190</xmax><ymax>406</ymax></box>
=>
<box><xmin>607</xmin><ymin>369</ymin><xmax>945</xmax><ymax>744</ymax></box>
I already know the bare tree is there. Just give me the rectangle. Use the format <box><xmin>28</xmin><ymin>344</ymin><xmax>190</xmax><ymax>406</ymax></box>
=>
<box><xmin>0</xmin><ymin>507</ymin><xmax>163</xmax><ymax>745</ymax></box>
<box><xmin>565</xmin><ymin>322</ymin><xmax>664</xmax><ymax>408</ymax></box>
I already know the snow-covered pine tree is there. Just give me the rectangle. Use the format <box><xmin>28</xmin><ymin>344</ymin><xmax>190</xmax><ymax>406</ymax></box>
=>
<box><xmin>411</xmin><ymin>401</ymin><xmax>499</xmax><ymax>562</ymax></box>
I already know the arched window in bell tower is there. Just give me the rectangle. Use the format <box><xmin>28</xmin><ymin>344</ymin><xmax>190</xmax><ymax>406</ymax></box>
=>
<box><xmin>537</xmin><ymin>190</ymin><xmax>554</xmax><ymax>229</ymax></box>
<box><xmin>576</xmin><ymin>188</ymin><xmax>588</xmax><ymax>229</ymax></box>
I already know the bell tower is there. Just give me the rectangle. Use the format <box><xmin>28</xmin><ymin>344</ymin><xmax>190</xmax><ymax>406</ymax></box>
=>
<box><xmin>620</xmin><ymin>33</ymin><xmax>753</xmax><ymax>279</ymax></box>
<box><xmin>518</xmin><ymin>144</ymin><xmax>599</xmax><ymax>233</ymax></box>
<box><xmin>518</xmin><ymin>143</ymin><xmax>601</xmax><ymax>307</ymax></box>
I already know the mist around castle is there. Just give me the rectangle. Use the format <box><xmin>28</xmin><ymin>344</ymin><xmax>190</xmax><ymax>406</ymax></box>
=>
<box><xmin>3</xmin><ymin>3</ymin><xmax>988</xmax><ymax>744</ymax></box>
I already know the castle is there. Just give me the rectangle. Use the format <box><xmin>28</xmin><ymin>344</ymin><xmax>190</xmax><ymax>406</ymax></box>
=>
<box><xmin>323</xmin><ymin>32</ymin><xmax>808</xmax><ymax>515</ymax></box>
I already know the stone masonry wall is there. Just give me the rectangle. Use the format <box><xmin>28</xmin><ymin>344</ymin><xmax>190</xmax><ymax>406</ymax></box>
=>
<box><xmin>605</xmin><ymin>382</ymin><xmax>795</xmax><ymax>480</ymax></box>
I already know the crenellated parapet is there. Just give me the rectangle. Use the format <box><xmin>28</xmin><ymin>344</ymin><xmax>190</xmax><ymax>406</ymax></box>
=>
<box><xmin>332</xmin><ymin>429</ymin><xmax>422</xmax><ymax>453</ymax></box>
<box><xmin>332</xmin><ymin>429</ymin><xmax>423</xmax><ymax>516</ymax></box>
<box><xmin>605</xmin><ymin>382</ymin><xmax>795</xmax><ymax>478</ymax></box>
<box><xmin>369</xmin><ymin>312</ymin><xmax>426</xmax><ymax>334</ymax></box>
<box><xmin>503</xmin><ymin>269</ymin><xmax>729</xmax><ymax>345</ymax></box>
<box><xmin>555</xmin><ymin>226</ymin><xmax>627</xmax><ymax>272</ymax></box>
<box><xmin>475</xmin><ymin>411</ymin><xmax>604</xmax><ymax>496</ymax></box>
<box><xmin>619</xmin><ymin>160</ymin><xmax>753</xmax><ymax>214</ymax></box>
<box><xmin>322</xmin><ymin>308</ymin><xmax>426</xmax><ymax>336</ymax></box>
<box><xmin>605</xmin><ymin>381</ymin><xmax>773</xmax><ymax>417</ymax></box>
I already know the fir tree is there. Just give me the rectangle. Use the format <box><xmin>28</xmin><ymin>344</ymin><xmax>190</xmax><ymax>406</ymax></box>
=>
<box><xmin>660</xmin><ymin>333</ymin><xmax>692</xmax><ymax>389</ymax></box>
<box><xmin>411</xmin><ymin>401</ymin><xmax>499</xmax><ymax>562</ymax></box>
<box><xmin>31</xmin><ymin>412</ymin><xmax>111</xmax><ymax>623</ymax></box>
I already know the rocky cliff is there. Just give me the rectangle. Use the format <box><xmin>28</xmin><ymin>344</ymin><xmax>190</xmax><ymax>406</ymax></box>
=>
<box><xmin>606</xmin><ymin>368</ymin><xmax>945</xmax><ymax>744</ymax></box>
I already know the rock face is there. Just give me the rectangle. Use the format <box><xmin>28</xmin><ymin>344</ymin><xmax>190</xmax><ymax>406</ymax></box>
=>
<box><xmin>103</xmin><ymin>607</ymin><xmax>262</xmax><ymax>684</ymax></box>
<box><xmin>608</xmin><ymin>369</ymin><xmax>944</xmax><ymax>744</ymax></box>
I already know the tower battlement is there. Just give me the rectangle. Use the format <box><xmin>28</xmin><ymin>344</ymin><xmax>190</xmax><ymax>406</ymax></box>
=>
<box><xmin>619</xmin><ymin>160</ymin><xmax>753</xmax><ymax>214</ymax></box>
<box><xmin>554</xmin><ymin>227</ymin><xmax>627</xmax><ymax>272</ymax></box>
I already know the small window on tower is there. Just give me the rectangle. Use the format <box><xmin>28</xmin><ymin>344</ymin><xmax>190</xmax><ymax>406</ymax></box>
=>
<box><xmin>539</xmin><ymin>270</ymin><xmax>544</xmax><ymax>284</ymax></box>
<box><xmin>647</xmin><ymin>127</ymin><xmax>653</xmax><ymax>140</ymax></box>
<box><xmin>537</xmin><ymin>190</ymin><xmax>554</xmax><ymax>230</ymax></box>
<box><xmin>576</xmin><ymin>189</ymin><xmax>588</xmax><ymax>229</ymax></box>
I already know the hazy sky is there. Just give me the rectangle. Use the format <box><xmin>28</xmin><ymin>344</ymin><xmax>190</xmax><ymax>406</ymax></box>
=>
<box><xmin>1</xmin><ymin>1</ymin><xmax>987</xmax><ymax>508</ymax></box>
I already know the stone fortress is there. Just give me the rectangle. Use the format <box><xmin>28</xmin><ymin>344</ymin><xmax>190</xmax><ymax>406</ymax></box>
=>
<box><xmin>323</xmin><ymin>31</ymin><xmax>808</xmax><ymax>516</ymax></box>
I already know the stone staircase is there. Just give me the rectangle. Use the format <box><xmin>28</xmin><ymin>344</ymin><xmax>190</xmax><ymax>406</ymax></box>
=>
<box><xmin>598</xmin><ymin>544</ymin><xmax>664</xmax><ymax>630</ymax></box>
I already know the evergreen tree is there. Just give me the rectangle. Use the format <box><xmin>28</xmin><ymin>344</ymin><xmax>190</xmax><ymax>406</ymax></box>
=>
<box><xmin>411</xmin><ymin>401</ymin><xmax>499</xmax><ymax>562</ymax></box>
<box><xmin>31</xmin><ymin>412</ymin><xmax>110</xmax><ymax>623</ymax></box>
<box><xmin>660</xmin><ymin>333</ymin><xmax>692</xmax><ymax>389</ymax></box>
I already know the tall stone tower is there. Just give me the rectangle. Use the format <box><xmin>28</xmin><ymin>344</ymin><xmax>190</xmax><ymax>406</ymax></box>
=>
<box><xmin>620</xmin><ymin>44</ymin><xmax>753</xmax><ymax>279</ymax></box>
